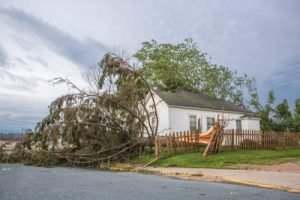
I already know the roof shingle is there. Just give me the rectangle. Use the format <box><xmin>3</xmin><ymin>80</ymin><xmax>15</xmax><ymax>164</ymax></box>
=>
<box><xmin>155</xmin><ymin>89</ymin><xmax>252</xmax><ymax>113</ymax></box>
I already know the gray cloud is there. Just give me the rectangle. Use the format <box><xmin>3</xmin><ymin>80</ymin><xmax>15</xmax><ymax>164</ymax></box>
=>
<box><xmin>0</xmin><ymin>69</ymin><xmax>39</xmax><ymax>92</ymax></box>
<box><xmin>263</xmin><ymin>61</ymin><xmax>300</xmax><ymax>103</ymax></box>
<box><xmin>270</xmin><ymin>63</ymin><xmax>300</xmax><ymax>88</ymax></box>
<box><xmin>0</xmin><ymin>45</ymin><xmax>8</xmax><ymax>66</ymax></box>
<box><xmin>0</xmin><ymin>7</ymin><xmax>108</xmax><ymax>132</ymax></box>
<box><xmin>0</xmin><ymin>95</ymin><xmax>49</xmax><ymax>132</ymax></box>
<box><xmin>0</xmin><ymin>113</ymin><xmax>41</xmax><ymax>132</ymax></box>
<box><xmin>28</xmin><ymin>56</ymin><xmax>48</xmax><ymax>68</ymax></box>
<box><xmin>0</xmin><ymin>7</ymin><xmax>108</xmax><ymax>69</ymax></box>
<box><xmin>15</xmin><ymin>58</ymin><xmax>28</xmax><ymax>66</ymax></box>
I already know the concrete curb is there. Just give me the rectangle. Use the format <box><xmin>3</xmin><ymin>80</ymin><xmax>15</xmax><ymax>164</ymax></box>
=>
<box><xmin>137</xmin><ymin>167</ymin><xmax>300</xmax><ymax>194</ymax></box>
<box><xmin>219</xmin><ymin>177</ymin><xmax>300</xmax><ymax>193</ymax></box>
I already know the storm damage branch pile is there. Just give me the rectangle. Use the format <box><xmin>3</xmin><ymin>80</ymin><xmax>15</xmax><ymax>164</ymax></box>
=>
<box><xmin>17</xmin><ymin>53</ymin><xmax>158</xmax><ymax>167</ymax></box>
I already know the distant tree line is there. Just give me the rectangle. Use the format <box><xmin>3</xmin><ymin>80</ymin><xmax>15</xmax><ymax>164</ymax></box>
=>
<box><xmin>258</xmin><ymin>91</ymin><xmax>300</xmax><ymax>132</ymax></box>
<box><xmin>0</xmin><ymin>133</ymin><xmax>23</xmax><ymax>141</ymax></box>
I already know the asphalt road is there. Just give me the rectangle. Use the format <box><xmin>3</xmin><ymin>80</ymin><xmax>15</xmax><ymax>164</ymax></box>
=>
<box><xmin>0</xmin><ymin>164</ymin><xmax>299</xmax><ymax>200</ymax></box>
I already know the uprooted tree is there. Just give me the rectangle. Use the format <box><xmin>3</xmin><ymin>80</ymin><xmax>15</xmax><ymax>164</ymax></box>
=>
<box><xmin>16</xmin><ymin>53</ymin><xmax>158</xmax><ymax>167</ymax></box>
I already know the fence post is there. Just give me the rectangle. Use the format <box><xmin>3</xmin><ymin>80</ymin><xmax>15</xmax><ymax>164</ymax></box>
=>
<box><xmin>179</xmin><ymin>132</ymin><xmax>183</xmax><ymax>152</ymax></box>
<box><xmin>169</xmin><ymin>133</ymin><xmax>173</xmax><ymax>154</ymax></box>
<box><xmin>231</xmin><ymin>129</ymin><xmax>235</xmax><ymax>150</ymax></box>
<box><xmin>166</xmin><ymin>134</ymin><xmax>170</xmax><ymax>155</ymax></box>
<box><xmin>177</xmin><ymin>132</ymin><xmax>180</xmax><ymax>152</ymax></box>
<box><xmin>155</xmin><ymin>136</ymin><xmax>160</xmax><ymax>159</ymax></box>
<box><xmin>188</xmin><ymin>131</ymin><xmax>191</xmax><ymax>151</ymax></box>
<box><xmin>173</xmin><ymin>133</ymin><xmax>176</xmax><ymax>153</ymax></box>
<box><xmin>196</xmin><ymin>131</ymin><xmax>200</xmax><ymax>149</ymax></box>
<box><xmin>183</xmin><ymin>131</ymin><xmax>187</xmax><ymax>151</ymax></box>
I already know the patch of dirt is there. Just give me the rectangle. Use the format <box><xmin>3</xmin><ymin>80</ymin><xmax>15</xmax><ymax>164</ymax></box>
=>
<box><xmin>230</xmin><ymin>161</ymin><xmax>300</xmax><ymax>173</ymax></box>
<box><xmin>257</xmin><ymin>162</ymin><xmax>300</xmax><ymax>173</ymax></box>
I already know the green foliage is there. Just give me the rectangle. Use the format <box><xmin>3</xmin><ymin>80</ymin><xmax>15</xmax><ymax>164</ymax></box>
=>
<box><xmin>295</xmin><ymin>98</ymin><xmax>300</xmax><ymax>115</ymax></box>
<box><xmin>260</xmin><ymin>90</ymin><xmax>276</xmax><ymax>132</ymax></box>
<box><xmin>293</xmin><ymin>114</ymin><xmax>300</xmax><ymax>132</ymax></box>
<box><xmin>260</xmin><ymin>91</ymin><xmax>300</xmax><ymax>132</ymax></box>
<box><xmin>135</xmin><ymin>39</ymin><xmax>207</xmax><ymax>92</ymax></box>
<box><xmin>275</xmin><ymin>99</ymin><xmax>292</xmax><ymax>119</ymax></box>
<box><xmin>273</xmin><ymin>99</ymin><xmax>293</xmax><ymax>131</ymax></box>
<box><xmin>292</xmin><ymin>98</ymin><xmax>300</xmax><ymax>132</ymax></box>
<box><xmin>135</xmin><ymin>38</ymin><xmax>259</xmax><ymax>108</ymax></box>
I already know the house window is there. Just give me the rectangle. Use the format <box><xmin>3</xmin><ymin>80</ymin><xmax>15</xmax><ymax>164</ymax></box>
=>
<box><xmin>207</xmin><ymin>117</ymin><xmax>215</xmax><ymax>130</ymax></box>
<box><xmin>236</xmin><ymin>120</ymin><xmax>242</xmax><ymax>131</ymax></box>
<box><xmin>189</xmin><ymin>115</ymin><xmax>197</xmax><ymax>131</ymax></box>
<box><xmin>197</xmin><ymin>118</ymin><xmax>202</xmax><ymax>132</ymax></box>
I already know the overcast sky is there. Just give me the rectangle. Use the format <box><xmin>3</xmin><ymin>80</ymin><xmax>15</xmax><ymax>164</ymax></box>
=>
<box><xmin>0</xmin><ymin>0</ymin><xmax>299</xmax><ymax>132</ymax></box>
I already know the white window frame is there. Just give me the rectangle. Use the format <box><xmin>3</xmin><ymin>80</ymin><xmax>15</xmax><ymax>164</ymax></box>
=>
<box><xmin>189</xmin><ymin>115</ymin><xmax>197</xmax><ymax>131</ymax></box>
<box><xmin>207</xmin><ymin>117</ymin><xmax>215</xmax><ymax>130</ymax></box>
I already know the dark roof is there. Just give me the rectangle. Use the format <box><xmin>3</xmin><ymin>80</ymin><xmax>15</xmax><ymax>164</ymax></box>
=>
<box><xmin>155</xmin><ymin>90</ymin><xmax>252</xmax><ymax>113</ymax></box>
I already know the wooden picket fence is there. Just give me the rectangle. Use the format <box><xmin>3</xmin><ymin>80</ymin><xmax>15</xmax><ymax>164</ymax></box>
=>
<box><xmin>154</xmin><ymin>131</ymin><xmax>203</xmax><ymax>158</ymax></box>
<box><xmin>154</xmin><ymin>129</ymin><xmax>300</xmax><ymax>158</ymax></box>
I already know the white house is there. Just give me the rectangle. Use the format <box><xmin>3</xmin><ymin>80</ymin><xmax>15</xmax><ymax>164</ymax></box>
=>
<box><xmin>146</xmin><ymin>90</ymin><xmax>260</xmax><ymax>136</ymax></box>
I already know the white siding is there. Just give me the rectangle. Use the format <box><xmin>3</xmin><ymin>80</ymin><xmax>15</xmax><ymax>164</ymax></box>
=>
<box><xmin>145</xmin><ymin>92</ymin><xmax>170</xmax><ymax>136</ymax></box>
<box><xmin>242</xmin><ymin>118</ymin><xmax>260</xmax><ymax>130</ymax></box>
<box><xmin>146</xmin><ymin>92</ymin><xmax>261</xmax><ymax>136</ymax></box>
<box><xmin>168</xmin><ymin>106</ymin><xmax>251</xmax><ymax>133</ymax></box>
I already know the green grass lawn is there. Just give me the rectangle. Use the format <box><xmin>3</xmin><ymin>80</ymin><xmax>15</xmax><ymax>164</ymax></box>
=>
<box><xmin>139</xmin><ymin>148</ymin><xmax>300</xmax><ymax>168</ymax></box>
